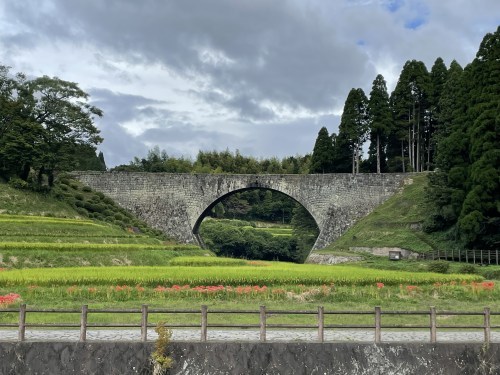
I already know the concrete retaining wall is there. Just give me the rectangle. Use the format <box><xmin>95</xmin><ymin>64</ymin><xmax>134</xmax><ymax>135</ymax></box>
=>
<box><xmin>1</xmin><ymin>341</ymin><xmax>499</xmax><ymax>375</ymax></box>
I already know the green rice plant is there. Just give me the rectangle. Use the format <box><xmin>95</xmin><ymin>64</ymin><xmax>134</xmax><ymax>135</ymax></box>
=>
<box><xmin>0</xmin><ymin>263</ymin><xmax>482</xmax><ymax>288</ymax></box>
<box><xmin>168</xmin><ymin>256</ymin><xmax>247</xmax><ymax>267</ymax></box>
<box><xmin>0</xmin><ymin>242</ymin><xmax>200</xmax><ymax>252</ymax></box>
<box><xmin>0</xmin><ymin>248</ymin><xmax>212</xmax><ymax>268</ymax></box>
<box><xmin>0</xmin><ymin>214</ymin><xmax>99</xmax><ymax>225</ymax></box>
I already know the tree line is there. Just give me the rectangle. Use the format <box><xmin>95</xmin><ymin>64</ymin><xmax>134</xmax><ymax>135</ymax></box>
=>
<box><xmin>112</xmin><ymin>147</ymin><xmax>311</xmax><ymax>175</ymax></box>
<box><xmin>424</xmin><ymin>27</ymin><xmax>499</xmax><ymax>250</ymax></box>
<box><xmin>310</xmin><ymin>58</ymin><xmax>450</xmax><ymax>174</ymax></box>
<box><xmin>309</xmin><ymin>27</ymin><xmax>498</xmax><ymax>250</ymax></box>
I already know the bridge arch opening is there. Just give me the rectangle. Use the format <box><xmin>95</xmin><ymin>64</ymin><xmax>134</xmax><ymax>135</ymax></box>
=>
<box><xmin>192</xmin><ymin>187</ymin><xmax>319</xmax><ymax>263</ymax></box>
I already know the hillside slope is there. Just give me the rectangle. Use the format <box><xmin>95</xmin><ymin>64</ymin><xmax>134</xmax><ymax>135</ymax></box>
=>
<box><xmin>0</xmin><ymin>181</ymin><xmax>207</xmax><ymax>268</ymax></box>
<box><xmin>316</xmin><ymin>173</ymin><xmax>451</xmax><ymax>254</ymax></box>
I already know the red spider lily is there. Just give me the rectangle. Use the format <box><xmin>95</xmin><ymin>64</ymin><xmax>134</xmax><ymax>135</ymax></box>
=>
<box><xmin>482</xmin><ymin>281</ymin><xmax>495</xmax><ymax>291</ymax></box>
<box><xmin>471</xmin><ymin>281</ymin><xmax>495</xmax><ymax>291</ymax></box>
<box><xmin>66</xmin><ymin>285</ymin><xmax>79</xmax><ymax>294</ymax></box>
<box><xmin>376</xmin><ymin>282</ymin><xmax>384</xmax><ymax>289</ymax></box>
<box><xmin>88</xmin><ymin>287</ymin><xmax>98</xmax><ymax>293</ymax></box>
<box><xmin>406</xmin><ymin>285</ymin><xmax>418</xmax><ymax>292</ymax></box>
<box><xmin>135</xmin><ymin>285</ymin><xmax>145</xmax><ymax>293</ymax></box>
<box><xmin>0</xmin><ymin>293</ymin><xmax>21</xmax><ymax>307</ymax></box>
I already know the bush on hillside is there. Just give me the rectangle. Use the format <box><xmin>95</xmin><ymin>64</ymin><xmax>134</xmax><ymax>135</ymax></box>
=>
<box><xmin>427</xmin><ymin>261</ymin><xmax>450</xmax><ymax>274</ymax></box>
<box><xmin>481</xmin><ymin>269</ymin><xmax>500</xmax><ymax>280</ymax></box>
<box><xmin>8</xmin><ymin>177</ymin><xmax>29</xmax><ymax>190</ymax></box>
<box><xmin>458</xmin><ymin>264</ymin><xmax>478</xmax><ymax>274</ymax></box>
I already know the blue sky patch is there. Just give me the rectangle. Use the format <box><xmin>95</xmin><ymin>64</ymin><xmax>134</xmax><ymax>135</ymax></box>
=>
<box><xmin>405</xmin><ymin>16</ymin><xmax>426</xmax><ymax>29</ymax></box>
<box><xmin>385</xmin><ymin>0</ymin><xmax>405</xmax><ymax>13</ymax></box>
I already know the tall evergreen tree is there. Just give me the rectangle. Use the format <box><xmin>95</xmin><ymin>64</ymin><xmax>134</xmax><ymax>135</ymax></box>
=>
<box><xmin>427</xmin><ymin>57</ymin><xmax>448</xmax><ymax>169</ymax></box>
<box><xmin>337</xmin><ymin>88</ymin><xmax>369</xmax><ymax>174</ymax></box>
<box><xmin>309</xmin><ymin>127</ymin><xmax>334</xmax><ymax>173</ymax></box>
<box><xmin>457</xmin><ymin>26</ymin><xmax>500</xmax><ymax>248</ymax></box>
<box><xmin>367</xmin><ymin>74</ymin><xmax>391</xmax><ymax>173</ymax></box>
<box><xmin>435</xmin><ymin>60</ymin><xmax>463</xmax><ymax>140</ymax></box>
<box><xmin>388</xmin><ymin>60</ymin><xmax>431</xmax><ymax>172</ymax></box>
<box><xmin>426</xmin><ymin>26</ymin><xmax>500</xmax><ymax>249</ymax></box>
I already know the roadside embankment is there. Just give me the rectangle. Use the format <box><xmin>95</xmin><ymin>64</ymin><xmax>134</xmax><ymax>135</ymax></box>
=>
<box><xmin>1</xmin><ymin>341</ymin><xmax>498</xmax><ymax>374</ymax></box>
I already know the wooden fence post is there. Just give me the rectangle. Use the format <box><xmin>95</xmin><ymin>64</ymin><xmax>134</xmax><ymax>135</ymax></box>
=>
<box><xmin>374</xmin><ymin>306</ymin><xmax>381</xmax><ymax>344</ymax></box>
<box><xmin>484</xmin><ymin>307</ymin><xmax>491</xmax><ymax>344</ymax></box>
<box><xmin>141</xmin><ymin>304</ymin><xmax>148</xmax><ymax>342</ymax></box>
<box><xmin>318</xmin><ymin>306</ymin><xmax>324</xmax><ymax>343</ymax></box>
<box><xmin>430</xmin><ymin>306</ymin><xmax>437</xmax><ymax>343</ymax></box>
<box><xmin>260</xmin><ymin>305</ymin><xmax>266</xmax><ymax>342</ymax></box>
<box><xmin>80</xmin><ymin>305</ymin><xmax>88</xmax><ymax>342</ymax></box>
<box><xmin>201</xmin><ymin>305</ymin><xmax>208</xmax><ymax>342</ymax></box>
<box><xmin>18</xmin><ymin>304</ymin><xmax>26</xmax><ymax>342</ymax></box>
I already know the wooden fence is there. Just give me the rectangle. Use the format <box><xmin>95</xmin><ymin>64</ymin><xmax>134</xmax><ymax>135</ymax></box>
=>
<box><xmin>0</xmin><ymin>305</ymin><xmax>498</xmax><ymax>344</ymax></box>
<box><xmin>422</xmin><ymin>249</ymin><xmax>500</xmax><ymax>265</ymax></box>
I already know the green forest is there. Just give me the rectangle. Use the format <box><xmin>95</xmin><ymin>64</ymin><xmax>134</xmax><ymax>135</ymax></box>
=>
<box><xmin>1</xmin><ymin>26</ymin><xmax>498</xmax><ymax>256</ymax></box>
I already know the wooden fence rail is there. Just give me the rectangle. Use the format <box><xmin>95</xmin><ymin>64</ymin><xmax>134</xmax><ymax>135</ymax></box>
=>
<box><xmin>0</xmin><ymin>305</ymin><xmax>498</xmax><ymax>343</ymax></box>
<box><xmin>421</xmin><ymin>249</ymin><xmax>500</xmax><ymax>265</ymax></box>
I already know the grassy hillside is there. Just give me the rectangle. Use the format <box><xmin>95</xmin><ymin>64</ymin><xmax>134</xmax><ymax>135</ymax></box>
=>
<box><xmin>316</xmin><ymin>173</ymin><xmax>454</xmax><ymax>254</ymax></box>
<box><xmin>0</xmin><ymin>181</ymin><xmax>208</xmax><ymax>268</ymax></box>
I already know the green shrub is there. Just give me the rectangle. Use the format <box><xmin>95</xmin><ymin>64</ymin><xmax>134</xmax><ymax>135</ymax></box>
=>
<box><xmin>70</xmin><ymin>183</ymin><xmax>79</xmax><ymax>190</ymax></box>
<box><xmin>75</xmin><ymin>193</ymin><xmax>84</xmax><ymax>201</ymax></box>
<box><xmin>74</xmin><ymin>200</ymin><xmax>85</xmax><ymax>208</ymax></box>
<box><xmin>481</xmin><ymin>269</ymin><xmax>500</xmax><ymax>280</ymax></box>
<box><xmin>458</xmin><ymin>264</ymin><xmax>477</xmax><ymax>274</ymax></box>
<box><xmin>75</xmin><ymin>207</ymin><xmax>89</xmax><ymax>217</ymax></box>
<box><xmin>8</xmin><ymin>177</ymin><xmax>29</xmax><ymax>190</ymax></box>
<box><xmin>102</xmin><ymin>197</ymin><xmax>114</xmax><ymax>205</ymax></box>
<box><xmin>427</xmin><ymin>261</ymin><xmax>450</xmax><ymax>274</ymax></box>
<box><xmin>82</xmin><ymin>186</ymin><xmax>92</xmax><ymax>192</ymax></box>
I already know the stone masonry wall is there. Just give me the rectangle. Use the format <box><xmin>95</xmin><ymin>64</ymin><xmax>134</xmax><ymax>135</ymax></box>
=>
<box><xmin>71</xmin><ymin>172</ymin><xmax>409</xmax><ymax>251</ymax></box>
<box><xmin>0</xmin><ymin>341</ymin><xmax>498</xmax><ymax>375</ymax></box>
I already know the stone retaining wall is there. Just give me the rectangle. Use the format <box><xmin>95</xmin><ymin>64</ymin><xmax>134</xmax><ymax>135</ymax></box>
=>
<box><xmin>1</xmin><ymin>341</ymin><xmax>498</xmax><ymax>375</ymax></box>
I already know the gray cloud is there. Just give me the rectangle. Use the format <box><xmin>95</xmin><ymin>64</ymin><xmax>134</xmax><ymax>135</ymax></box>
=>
<box><xmin>1</xmin><ymin>0</ymin><xmax>499</xmax><ymax>167</ymax></box>
<box><xmin>2</xmin><ymin>0</ymin><xmax>371</xmax><ymax>115</ymax></box>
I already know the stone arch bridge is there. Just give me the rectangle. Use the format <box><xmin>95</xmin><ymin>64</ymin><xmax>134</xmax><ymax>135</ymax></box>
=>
<box><xmin>72</xmin><ymin>172</ymin><xmax>410</xmax><ymax>252</ymax></box>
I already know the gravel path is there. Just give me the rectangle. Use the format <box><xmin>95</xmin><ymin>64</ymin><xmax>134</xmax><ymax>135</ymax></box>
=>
<box><xmin>1</xmin><ymin>329</ymin><xmax>498</xmax><ymax>343</ymax></box>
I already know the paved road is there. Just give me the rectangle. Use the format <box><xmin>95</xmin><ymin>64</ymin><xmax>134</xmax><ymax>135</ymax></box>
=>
<box><xmin>0</xmin><ymin>329</ymin><xmax>498</xmax><ymax>343</ymax></box>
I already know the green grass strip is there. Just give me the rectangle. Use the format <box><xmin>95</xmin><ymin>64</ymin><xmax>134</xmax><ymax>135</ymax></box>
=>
<box><xmin>168</xmin><ymin>256</ymin><xmax>248</xmax><ymax>267</ymax></box>
<box><xmin>0</xmin><ymin>264</ymin><xmax>482</xmax><ymax>287</ymax></box>
<box><xmin>0</xmin><ymin>242</ymin><xmax>200</xmax><ymax>252</ymax></box>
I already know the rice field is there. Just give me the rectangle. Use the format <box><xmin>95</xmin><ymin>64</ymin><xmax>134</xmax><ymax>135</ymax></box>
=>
<box><xmin>0</xmin><ymin>261</ymin><xmax>482</xmax><ymax>287</ymax></box>
<box><xmin>0</xmin><ymin>214</ymin><xmax>205</xmax><ymax>268</ymax></box>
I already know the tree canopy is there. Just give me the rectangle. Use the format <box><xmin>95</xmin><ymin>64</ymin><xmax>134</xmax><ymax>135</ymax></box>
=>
<box><xmin>0</xmin><ymin>66</ymin><xmax>104</xmax><ymax>185</ymax></box>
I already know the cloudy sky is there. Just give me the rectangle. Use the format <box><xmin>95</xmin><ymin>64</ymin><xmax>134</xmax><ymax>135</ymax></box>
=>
<box><xmin>0</xmin><ymin>0</ymin><xmax>498</xmax><ymax>167</ymax></box>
